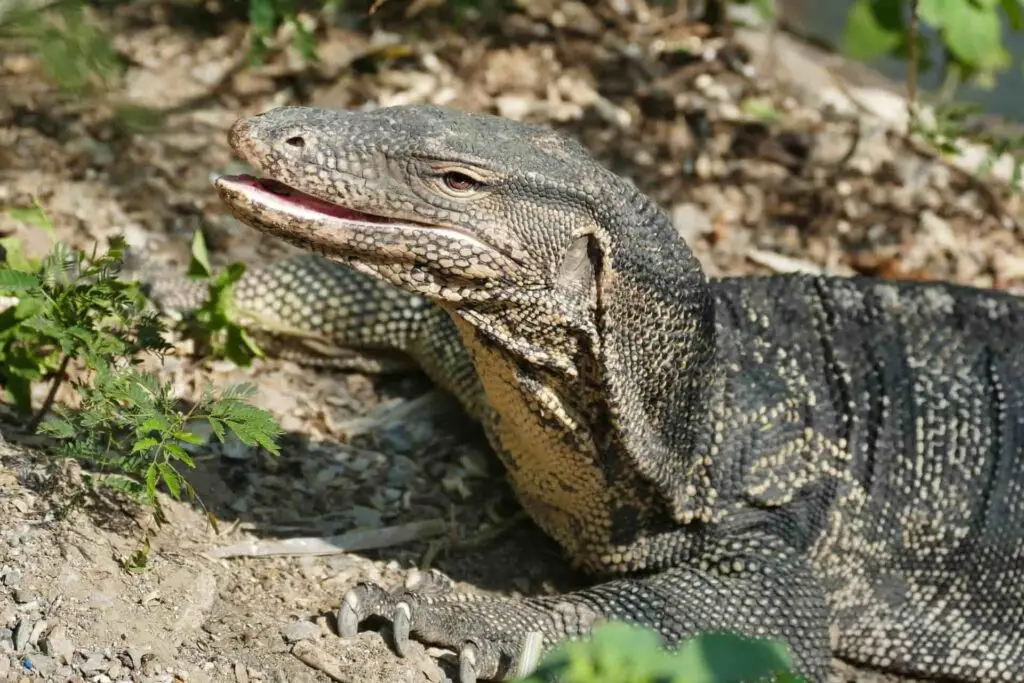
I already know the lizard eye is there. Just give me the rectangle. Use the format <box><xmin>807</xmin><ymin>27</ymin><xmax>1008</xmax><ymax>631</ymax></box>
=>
<box><xmin>442</xmin><ymin>171</ymin><xmax>481</xmax><ymax>192</ymax></box>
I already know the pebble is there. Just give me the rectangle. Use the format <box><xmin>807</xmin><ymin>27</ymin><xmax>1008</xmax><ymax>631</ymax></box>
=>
<box><xmin>12</xmin><ymin>587</ymin><xmax>37</xmax><ymax>604</ymax></box>
<box><xmin>41</xmin><ymin>625</ymin><xmax>74</xmax><ymax>664</ymax></box>
<box><xmin>347</xmin><ymin>505</ymin><xmax>383</xmax><ymax>528</ymax></box>
<box><xmin>671</xmin><ymin>203</ymin><xmax>712</xmax><ymax>245</ymax></box>
<box><xmin>80</xmin><ymin>653</ymin><xmax>108</xmax><ymax>673</ymax></box>
<box><xmin>25</xmin><ymin>653</ymin><xmax>55</xmax><ymax>677</ymax></box>
<box><xmin>377</xmin><ymin>425</ymin><xmax>415</xmax><ymax>455</ymax></box>
<box><xmin>107</xmin><ymin>658</ymin><xmax>123</xmax><ymax>678</ymax></box>
<box><xmin>0</xmin><ymin>627</ymin><xmax>13</xmax><ymax>652</ymax></box>
<box><xmin>141</xmin><ymin>653</ymin><xmax>158</xmax><ymax>676</ymax></box>
<box><xmin>125</xmin><ymin>647</ymin><xmax>147</xmax><ymax>670</ymax></box>
<box><xmin>2</xmin><ymin>570</ymin><xmax>20</xmax><ymax>588</ymax></box>
<box><xmin>386</xmin><ymin>455</ymin><xmax>418</xmax><ymax>486</ymax></box>
<box><xmin>0</xmin><ymin>654</ymin><xmax>8</xmax><ymax>678</ymax></box>
<box><xmin>27</xmin><ymin>620</ymin><xmax>45</xmax><ymax>647</ymax></box>
<box><xmin>12</xmin><ymin>619</ymin><xmax>30</xmax><ymax>652</ymax></box>
<box><xmin>279</xmin><ymin>619</ymin><xmax>319</xmax><ymax>644</ymax></box>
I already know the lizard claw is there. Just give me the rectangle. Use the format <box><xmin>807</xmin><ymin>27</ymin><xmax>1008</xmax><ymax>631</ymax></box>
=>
<box><xmin>458</xmin><ymin>637</ymin><xmax>516</xmax><ymax>682</ymax></box>
<box><xmin>393</xmin><ymin>601</ymin><xmax>412</xmax><ymax>657</ymax></box>
<box><xmin>338</xmin><ymin>589</ymin><xmax>361</xmax><ymax>638</ymax></box>
<box><xmin>515</xmin><ymin>631</ymin><xmax>544</xmax><ymax>679</ymax></box>
<box><xmin>337</xmin><ymin>581</ymin><xmax>395</xmax><ymax>638</ymax></box>
<box><xmin>459</xmin><ymin>641</ymin><xmax>480</xmax><ymax>683</ymax></box>
<box><xmin>336</xmin><ymin>571</ymin><xmax>546</xmax><ymax>681</ymax></box>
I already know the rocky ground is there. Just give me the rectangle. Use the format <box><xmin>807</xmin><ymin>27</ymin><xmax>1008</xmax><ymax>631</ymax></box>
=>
<box><xmin>1</xmin><ymin>1</ymin><xmax>1022</xmax><ymax>682</ymax></box>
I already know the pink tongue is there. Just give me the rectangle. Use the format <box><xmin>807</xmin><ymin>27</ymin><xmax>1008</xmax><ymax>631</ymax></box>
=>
<box><xmin>228</xmin><ymin>174</ymin><xmax>389</xmax><ymax>222</ymax></box>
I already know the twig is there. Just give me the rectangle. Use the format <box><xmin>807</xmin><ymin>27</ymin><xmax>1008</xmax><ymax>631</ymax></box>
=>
<box><xmin>27</xmin><ymin>354</ymin><xmax>70</xmax><ymax>433</ymax></box>
<box><xmin>208</xmin><ymin>518</ymin><xmax>447</xmax><ymax>558</ymax></box>
<box><xmin>420</xmin><ymin>510</ymin><xmax>527</xmax><ymax>569</ymax></box>
<box><xmin>292</xmin><ymin>641</ymin><xmax>347</xmax><ymax>682</ymax></box>
<box><xmin>906</xmin><ymin>0</ymin><xmax>920</xmax><ymax>128</ymax></box>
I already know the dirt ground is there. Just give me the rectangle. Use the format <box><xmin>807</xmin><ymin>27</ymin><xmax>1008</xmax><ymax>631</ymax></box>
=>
<box><xmin>1</xmin><ymin>2</ymin><xmax>1022</xmax><ymax>682</ymax></box>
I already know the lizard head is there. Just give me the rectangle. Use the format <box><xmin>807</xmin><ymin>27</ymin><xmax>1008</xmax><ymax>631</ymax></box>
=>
<box><xmin>215</xmin><ymin>105</ymin><xmax>620</xmax><ymax>311</ymax></box>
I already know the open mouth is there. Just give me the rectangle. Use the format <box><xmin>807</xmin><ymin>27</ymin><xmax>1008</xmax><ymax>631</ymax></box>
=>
<box><xmin>214</xmin><ymin>173</ymin><xmax>516</xmax><ymax>270</ymax></box>
<box><xmin>217</xmin><ymin>174</ymin><xmax>397</xmax><ymax>224</ymax></box>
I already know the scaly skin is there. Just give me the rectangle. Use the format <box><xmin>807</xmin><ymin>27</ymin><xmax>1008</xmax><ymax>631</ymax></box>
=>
<box><xmin>189</xmin><ymin>105</ymin><xmax>1023</xmax><ymax>682</ymax></box>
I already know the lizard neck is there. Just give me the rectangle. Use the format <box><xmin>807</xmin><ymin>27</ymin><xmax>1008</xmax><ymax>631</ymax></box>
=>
<box><xmin>585</xmin><ymin>183</ymin><xmax>720</xmax><ymax>526</ymax></box>
<box><xmin>447</xmin><ymin>184</ymin><xmax>720</xmax><ymax>571</ymax></box>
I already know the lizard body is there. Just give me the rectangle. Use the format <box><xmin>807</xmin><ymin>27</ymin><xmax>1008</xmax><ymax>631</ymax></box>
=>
<box><xmin>163</xmin><ymin>105</ymin><xmax>1023</xmax><ymax>682</ymax></box>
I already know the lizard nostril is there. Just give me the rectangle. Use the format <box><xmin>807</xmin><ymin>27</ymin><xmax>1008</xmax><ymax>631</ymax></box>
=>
<box><xmin>284</xmin><ymin>136</ymin><xmax>306</xmax><ymax>149</ymax></box>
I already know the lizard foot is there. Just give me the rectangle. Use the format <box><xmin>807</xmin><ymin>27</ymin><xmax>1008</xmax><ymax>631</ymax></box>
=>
<box><xmin>337</xmin><ymin>568</ymin><xmax>547</xmax><ymax>682</ymax></box>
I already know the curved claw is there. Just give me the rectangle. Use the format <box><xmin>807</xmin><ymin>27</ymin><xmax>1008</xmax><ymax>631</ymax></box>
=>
<box><xmin>338</xmin><ymin>582</ymin><xmax>394</xmax><ymax>638</ymax></box>
<box><xmin>338</xmin><ymin>589</ymin><xmax>362</xmax><ymax>638</ymax></box>
<box><xmin>393</xmin><ymin>601</ymin><xmax>412</xmax><ymax>657</ymax></box>
<box><xmin>459</xmin><ymin>641</ymin><xmax>479</xmax><ymax>683</ymax></box>
<box><xmin>515</xmin><ymin>631</ymin><xmax>544</xmax><ymax>679</ymax></box>
<box><xmin>335</xmin><ymin>574</ymin><xmax>531</xmax><ymax>683</ymax></box>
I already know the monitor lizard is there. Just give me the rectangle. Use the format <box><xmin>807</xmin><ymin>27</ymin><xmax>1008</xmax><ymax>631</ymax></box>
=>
<box><xmin>152</xmin><ymin>105</ymin><xmax>1024</xmax><ymax>682</ymax></box>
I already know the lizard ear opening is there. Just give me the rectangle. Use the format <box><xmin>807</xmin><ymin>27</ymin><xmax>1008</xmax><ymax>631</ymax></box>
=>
<box><xmin>555</xmin><ymin>234</ymin><xmax>598</xmax><ymax>302</ymax></box>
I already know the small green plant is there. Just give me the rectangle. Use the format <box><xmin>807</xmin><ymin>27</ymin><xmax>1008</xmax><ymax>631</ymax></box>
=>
<box><xmin>0</xmin><ymin>215</ymin><xmax>164</xmax><ymax>423</ymax></box>
<box><xmin>40</xmin><ymin>370</ymin><xmax>280</xmax><ymax>505</ymax></box>
<box><xmin>0</xmin><ymin>205</ymin><xmax>281</xmax><ymax>507</ymax></box>
<box><xmin>843</xmin><ymin>0</ymin><xmax>1021</xmax><ymax>89</ymax></box>
<box><xmin>518</xmin><ymin>622</ymin><xmax>805</xmax><ymax>683</ymax></box>
<box><xmin>840</xmin><ymin>0</ymin><xmax>1024</xmax><ymax>188</ymax></box>
<box><xmin>249</xmin><ymin>0</ymin><xmax>324</xmax><ymax>63</ymax></box>
<box><xmin>177</xmin><ymin>230</ymin><xmax>266</xmax><ymax>367</ymax></box>
<box><xmin>1</xmin><ymin>1</ymin><xmax>124</xmax><ymax>97</ymax></box>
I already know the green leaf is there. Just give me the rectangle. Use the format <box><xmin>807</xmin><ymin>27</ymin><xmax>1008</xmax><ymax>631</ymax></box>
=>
<box><xmin>225</xmin><ymin>325</ymin><xmax>263</xmax><ymax>366</ymax></box>
<box><xmin>287</xmin><ymin>15</ymin><xmax>319</xmax><ymax>61</ymax></box>
<box><xmin>6</xmin><ymin>205</ymin><xmax>53</xmax><ymax>232</ymax></box>
<box><xmin>138</xmin><ymin>415</ymin><xmax>169</xmax><ymax>435</ymax></box>
<box><xmin>210</xmin><ymin>415</ymin><xmax>230</xmax><ymax>440</ymax></box>
<box><xmin>131</xmin><ymin>437</ymin><xmax>160</xmax><ymax>454</ymax></box>
<box><xmin>843</xmin><ymin>0</ymin><xmax>906</xmax><ymax>61</ymax></box>
<box><xmin>247</xmin><ymin>0</ymin><xmax>277</xmax><ymax>63</ymax></box>
<box><xmin>64</xmin><ymin>325</ymin><xmax>95</xmax><ymax>345</ymax></box>
<box><xmin>740</xmin><ymin>97</ymin><xmax>781</xmax><ymax>122</ymax></box>
<box><xmin>940</xmin><ymin>0</ymin><xmax>1010</xmax><ymax>71</ymax></box>
<box><xmin>173</xmin><ymin>449</ymin><xmax>196</xmax><ymax>468</ymax></box>
<box><xmin>750</xmin><ymin>0</ymin><xmax>775</xmax><ymax>21</ymax></box>
<box><xmin>144</xmin><ymin>462</ymin><xmax>158</xmax><ymax>498</ymax></box>
<box><xmin>187</xmin><ymin>231</ymin><xmax>214</xmax><ymax>279</ymax></box>
<box><xmin>674</xmin><ymin>632</ymin><xmax>793</xmax><ymax>683</ymax></box>
<box><xmin>163</xmin><ymin>442</ymin><xmax>191</xmax><ymax>463</ymax></box>
<box><xmin>0</xmin><ymin>269</ymin><xmax>41</xmax><ymax>291</ymax></box>
<box><xmin>521</xmin><ymin>623</ymin><xmax>802</xmax><ymax>683</ymax></box>
<box><xmin>38</xmin><ymin>417</ymin><xmax>76</xmax><ymax>438</ymax></box>
<box><xmin>174</xmin><ymin>429</ymin><xmax>207</xmax><ymax>446</ymax></box>
<box><xmin>220</xmin><ymin>382</ymin><xmax>257</xmax><ymax>401</ymax></box>
<box><xmin>157</xmin><ymin>462</ymin><xmax>182</xmax><ymax>499</ymax></box>
<box><xmin>916</xmin><ymin>0</ymin><xmax>947</xmax><ymax>27</ymax></box>
<box><xmin>0</xmin><ymin>237</ymin><xmax>42</xmax><ymax>272</ymax></box>
<box><xmin>249</xmin><ymin>0</ymin><xmax>277</xmax><ymax>37</ymax></box>
<box><xmin>1000</xmin><ymin>0</ymin><xmax>1024</xmax><ymax>31</ymax></box>
<box><xmin>10</xmin><ymin>375</ymin><xmax>37</xmax><ymax>414</ymax></box>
